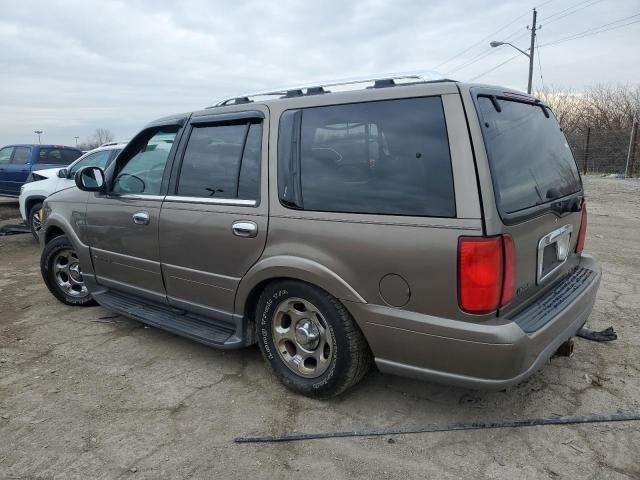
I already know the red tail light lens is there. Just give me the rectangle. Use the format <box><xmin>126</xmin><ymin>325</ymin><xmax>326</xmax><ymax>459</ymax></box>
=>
<box><xmin>576</xmin><ymin>202</ymin><xmax>587</xmax><ymax>253</ymax></box>
<box><xmin>458</xmin><ymin>235</ymin><xmax>516</xmax><ymax>314</ymax></box>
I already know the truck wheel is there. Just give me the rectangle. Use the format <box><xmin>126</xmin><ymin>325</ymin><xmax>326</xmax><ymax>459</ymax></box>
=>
<box><xmin>256</xmin><ymin>280</ymin><xmax>371</xmax><ymax>398</ymax></box>
<box><xmin>41</xmin><ymin>235</ymin><xmax>96</xmax><ymax>307</ymax></box>
<box><xmin>28</xmin><ymin>202</ymin><xmax>43</xmax><ymax>240</ymax></box>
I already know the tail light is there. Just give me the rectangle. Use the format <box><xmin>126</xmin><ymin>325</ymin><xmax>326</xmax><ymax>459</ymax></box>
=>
<box><xmin>575</xmin><ymin>202</ymin><xmax>587</xmax><ymax>253</ymax></box>
<box><xmin>458</xmin><ymin>235</ymin><xmax>516</xmax><ymax>314</ymax></box>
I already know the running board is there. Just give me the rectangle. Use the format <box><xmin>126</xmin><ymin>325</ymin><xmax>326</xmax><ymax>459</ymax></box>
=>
<box><xmin>93</xmin><ymin>290</ymin><xmax>240</xmax><ymax>348</ymax></box>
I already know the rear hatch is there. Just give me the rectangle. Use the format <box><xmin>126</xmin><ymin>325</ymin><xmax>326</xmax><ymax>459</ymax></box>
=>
<box><xmin>472</xmin><ymin>88</ymin><xmax>585</xmax><ymax>316</ymax></box>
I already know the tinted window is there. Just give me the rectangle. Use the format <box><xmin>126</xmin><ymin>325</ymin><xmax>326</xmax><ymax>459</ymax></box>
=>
<box><xmin>38</xmin><ymin>148</ymin><xmax>81</xmax><ymax>164</ymax></box>
<box><xmin>476</xmin><ymin>97</ymin><xmax>581</xmax><ymax>214</ymax></box>
<box><xmin>11</xmin><ymin>146</ymin><xmax>31</xmax><ymax>164</ymax></box>
<box><xmin>282</xmin><ymin>97</ymin><xmax>455</xmax><ymax>217</ymax></box>
<box><xmin>69</xmin><ymin>150</ymin><xmax>113</xmax><ymax>177</ymax></box>
<box><xmin>177</xmin><ymin>122</ymin><xmax>261</xmax><ymax>200</ymax></box>
<box><xmin>113</xmin><ymin>128</ymin><xmax>178</xmax><ymax>195</ymax></box>
<box><xmin>0</xmin><ymin>147</ymin><xmax>14</xmax><ymax>165</ymax></box>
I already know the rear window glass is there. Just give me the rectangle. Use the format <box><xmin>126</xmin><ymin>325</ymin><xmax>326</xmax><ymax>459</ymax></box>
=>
<box><xmin>476</xmin><ymin>96</ymin><xmax>581</xmax><ymax>214</ymax></box>
<box><xmin>280</xmin><ymin>96</ymin><xmax>455</xmax><ymax>217</ymax></box>
<box><xmin>38</xmin><ymin>148</ymin><xmax>81</xmax><ymax>164</ymax></box>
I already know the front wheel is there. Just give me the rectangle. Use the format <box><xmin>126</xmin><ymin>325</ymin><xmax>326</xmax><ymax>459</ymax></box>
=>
<box><xmin>256</xmin><ymin>280</ymin><xmax>371</xmax><ymax>398</ymax></box>
<box><xmin>28</xmin><ymin>202</ymin><xmax>43</xmax><ymax>240</ymax></box>
<box><xmin>41</xmin><ymin>235</ymin><xmax>97</xmax><ymax>307</ymax></box>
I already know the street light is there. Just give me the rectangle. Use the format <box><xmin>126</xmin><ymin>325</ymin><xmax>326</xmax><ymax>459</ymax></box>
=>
<box><xmin>490</xmin><ymin>8</ymin><xmax>538</xmax><ymax>94</ymax></box>
<box><xmin>34</xmin><ymin>130</ymin><xmax>43</xmax><ymax>144</ymax></box>
<box><xmin>74</xmin><ymin>136</ymin><xmax>79</xmax><ymax>147</ymax></box>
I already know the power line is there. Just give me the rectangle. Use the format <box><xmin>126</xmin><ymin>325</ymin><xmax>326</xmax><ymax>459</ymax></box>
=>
<box><xmin>540</xmin><ymin>0</ymin><xmax>600</xmax><ymax>23</ymax></box>
<box><xmin>538</xmin><ymin>13</ymin><xmax>640</xmax><ymax>47</ymax></box>
<box><xmin>435</xmin><ymin>6</ymin><xmax>537</xmax><ymax>70</ymax></box>
<box><xmin>535</xmin><ymin>35</ymin><xmax>545</xmax><ymax>89</ymax></box>
<box><xmin>468</xmin><ymin>54</ymin><xmax>520</xmax><ymax>82</ymax></box>
<box><xmin>445</xmin><ymin>30</ymin><xmax>529</xmax><ymax>75</ymax></box>
<box><xmin>543</xmin><ymin>0</ymin><xmax>604</xmax><ymax>26</ymax></box>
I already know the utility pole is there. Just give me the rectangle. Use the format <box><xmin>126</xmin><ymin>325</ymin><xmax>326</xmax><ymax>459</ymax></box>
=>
<box><xmin>624</xmin><ymin>119</ymin><xmax>638</xmax><ymax>178</ymax></box>
<box><xmin>527</xmin><ymin>8</ymin><xmax>538</xmax><ymax>95</ymax></box>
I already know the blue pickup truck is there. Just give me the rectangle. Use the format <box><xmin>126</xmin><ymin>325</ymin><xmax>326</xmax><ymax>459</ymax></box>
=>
<box><xmin>0</xmin><ymin>144</ymin><xmax>82</xmax><ymax>197</ymax></box>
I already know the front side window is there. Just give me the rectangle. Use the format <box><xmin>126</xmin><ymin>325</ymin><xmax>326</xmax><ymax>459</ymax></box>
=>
<box><xmin>11</xmin><ymin>146</ymin><xmax>31</xmax><ymax>164</ymax></box>
<box><xmin>112</xmin><ymin>128</ymin><xmax>178</xmax><ymax>195</ymax></box>
<box><xmin>69</xmin><ymin>150</ymin><xmax>114</xmax><ymax>177</ymax></box>
<box><xmin>279</xmin><ymin>96</ymin><xmax>455</xmax><ymax>217</ymax></box>
<box><xmin>0</xmin><ymin>147</ymin><xmax>14</xmax><ymax>165</ymax></box>
<box><xmin>177</xmin><ymin>121</ymin><xmax>262</xmax><ymax>200</ymax></box>
<box><xmin>38</xmin><ymin>148</ymin><xmax>81</xmax><ymax>164</ymax></box>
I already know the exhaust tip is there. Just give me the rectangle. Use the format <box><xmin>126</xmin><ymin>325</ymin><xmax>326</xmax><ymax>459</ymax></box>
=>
<box><xmin>554</xmin><ymin>338</ymin><xmax>575</xmax><ymax>358</ymax></box>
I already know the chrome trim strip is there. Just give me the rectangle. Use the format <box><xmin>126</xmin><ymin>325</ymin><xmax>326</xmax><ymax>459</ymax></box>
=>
<box><xmin>537</xmin><ymin>224</ymin><xmax>573</xmax><ymax>284</ymax></box>
<box><xmin>164</xmin><ymin>196</ymin><xmax>256</xmax><ymax>207</ymax></box>
<box><xmin>108</xmin><ymin>194</ymin><xmax>165</xmax><ymax>201</ymax></box>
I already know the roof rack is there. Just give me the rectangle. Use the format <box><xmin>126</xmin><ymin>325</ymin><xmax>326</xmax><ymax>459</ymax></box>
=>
<box><xmin>208</xmin><ymin>71</ymin><xmax>449</xmax><ymax>108</ymax></box>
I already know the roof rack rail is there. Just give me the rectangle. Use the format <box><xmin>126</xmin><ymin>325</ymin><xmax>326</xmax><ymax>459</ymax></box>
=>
<box><xmin>207</xmin><ymin>71</ymin><xmax>448</xmax><ymax>108</ymax></box>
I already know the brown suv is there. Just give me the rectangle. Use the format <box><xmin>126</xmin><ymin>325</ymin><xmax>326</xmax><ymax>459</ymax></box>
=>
<box><xmin>38</xmin><ymin>75</ymin><xmax>600</xmax><ymax>398</ymax></box>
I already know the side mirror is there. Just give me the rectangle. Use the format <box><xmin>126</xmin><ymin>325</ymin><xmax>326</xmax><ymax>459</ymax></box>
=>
<box><xmin>57</xmin><ymin>168</ymin><xmax>68</xmax><ymax>178</ymax></box>
<box><xmin>75</xmin><ymin>167</ymin><xmax>105</xmax><ymax>192</ymax></box>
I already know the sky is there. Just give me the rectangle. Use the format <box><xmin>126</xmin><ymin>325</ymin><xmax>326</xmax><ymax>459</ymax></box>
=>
<box><xmin>1</xmin><ymin>0</ymin><xmax>638</xmax><ymax>146</ymax></box>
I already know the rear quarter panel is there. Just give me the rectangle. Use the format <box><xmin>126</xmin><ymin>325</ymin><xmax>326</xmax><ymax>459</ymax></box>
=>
<box><xmin>238</xmin><ymin>84</ymin><xmax>490</xmax><ymax>324</ymax></box>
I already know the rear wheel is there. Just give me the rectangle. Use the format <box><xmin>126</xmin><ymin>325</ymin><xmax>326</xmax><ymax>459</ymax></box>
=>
<box><xmin>41</xmin><ymin>235</ymin><xmax>96</xmax><ymax>307</ymax></box>
<box><xmin>28</xmin><ymin>202</ymin><xmax>43</xmax><ymax>240</ymax></box>
<box><xmin>256</xmin><ymin>280</ymin><xmax>371</xmax><ymax>398</ymax></box>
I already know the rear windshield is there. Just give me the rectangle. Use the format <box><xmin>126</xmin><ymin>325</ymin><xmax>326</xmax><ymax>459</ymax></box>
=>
<box><xmin>476</xmin><ymin>96</ymin><xmax>581</xmax><ymax>214</ymax></box>
<box><xmin>38</xmin><ymin>148</ymin><xmax>82</xmax><ymax>165</ymax></box>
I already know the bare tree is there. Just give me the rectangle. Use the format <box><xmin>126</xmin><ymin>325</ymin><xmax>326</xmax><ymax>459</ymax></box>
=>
<box><xmin>535</xmin><ymin>84</ymin><xmax>640</xmax><ymax>174</ymax></box>
<box><xmin>78</xmin><ymin>128</ymin><xmax>115</xmax><ymax>150</ymax></box>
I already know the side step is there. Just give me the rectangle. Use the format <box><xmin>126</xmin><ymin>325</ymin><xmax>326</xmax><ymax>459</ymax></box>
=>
<box><xmin>94</xmin><ymin>290</ymin><xmax>237</xmax><ymax>348</ymax></box>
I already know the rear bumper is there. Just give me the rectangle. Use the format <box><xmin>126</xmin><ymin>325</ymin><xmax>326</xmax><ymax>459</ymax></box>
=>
<box><xmin>347</xmin><ymin>254</ymin><xmax>601</xmax><ymax>389</ymax></box>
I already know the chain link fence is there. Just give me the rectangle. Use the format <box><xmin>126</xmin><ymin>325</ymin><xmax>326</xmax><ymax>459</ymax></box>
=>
<box><xmin>566</xmin><ymin>125</ymin><xmax>638</xmax><ymax>176</ymax></box>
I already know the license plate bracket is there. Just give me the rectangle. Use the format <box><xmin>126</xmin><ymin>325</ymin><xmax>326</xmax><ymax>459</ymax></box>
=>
<box><xmin>537</xmin><ymin>224</ymin><xmax>573</xmax><ymax>284</ymax></box>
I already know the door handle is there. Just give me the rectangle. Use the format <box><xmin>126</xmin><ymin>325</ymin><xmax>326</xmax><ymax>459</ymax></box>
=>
<box><xmin>232</xmin><ymin>221</ymin><xmax>258</xmax><ymax>238</ymax></box>
<box><xmin>132</xmin><ymin>211</ymin><xmax>150</xmax><ymax>225</ymax></box>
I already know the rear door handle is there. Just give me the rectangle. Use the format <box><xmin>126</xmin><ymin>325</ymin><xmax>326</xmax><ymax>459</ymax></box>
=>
<box><xmin>232</xmin><ymin>221</ymin><xmax>258</xmax><ymax>238</ymax></box>
<box><xmin>132</xmin><ymin>211</ymin><xmax>150</xmax><ymax>225</ymax></box>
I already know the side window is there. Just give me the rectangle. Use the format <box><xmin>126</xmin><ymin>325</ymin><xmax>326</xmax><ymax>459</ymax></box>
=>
<box><xmin>112</xmin><ymin>128</ymin><xmax>178</xmax><ymax>195</ymax></box>
<box><xmin>11</xmin><ymin>147</ymin><xmax>31</xmax><ymax>164</ymax></box>
<box><xmin>177</xmin><ymin>121</ymin><xmax>262</xmax><ymax>201</ymax></box>
<box><xmin>38</xmin><ymin>148</ymin><xmax>81</xmax><ymax>164</ymax></box>
<box><xmin>0</xmin><ymin>147</ymin><xmax>14</xmax><ymax>165</ymax></box>
<box><xmin>69</xmin><ymin>150</ymin><xmax>112</xmax><ymax>177</ymax></box>
<box><xmin>279</xmin><ymin>96</ymin><xmax>455</xmax><ymax>217</ymax></box>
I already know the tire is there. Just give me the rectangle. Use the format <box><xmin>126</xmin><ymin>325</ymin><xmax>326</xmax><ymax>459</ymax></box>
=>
<box><xmin>256</xmin><ymin>280</ymin><xmax>371</xmax><ymax>398</ymax></box>
<box><xmin>40</xmin><ymin>235</ymin><xmax>97</xmax><ymax>307</ymax></box>
<box><xmin>28</xmin><ymin>202</ymin><xmax>43</xmax><ymax>241</ymax></box>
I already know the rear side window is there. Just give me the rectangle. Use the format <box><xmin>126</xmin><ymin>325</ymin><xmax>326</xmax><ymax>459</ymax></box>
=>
<box><xmin>11</xmin><ymin>146</ymin><xmax>31</xmax><ymax>164</ymax></box>
<box><xmin>476</xmin><ymin>96</ymin><xmax>581</xmax><ymax>214</ymax></box>
<box><xmin>279</xmin><ymin>97</ymin><xmax>455</xmax><ymax>217</ymax></box>
<box><xmin>38</xmin><ymin>148</ymin><xmax>81</xmax><ymax>164</ymax></box>
<box><xmin>177</xmin><ymin>122</ymin><xmax>262</xmax><ymax>200</ymax></box>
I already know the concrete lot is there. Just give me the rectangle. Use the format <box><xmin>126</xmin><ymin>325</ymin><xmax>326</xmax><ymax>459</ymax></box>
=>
<box><xmin>1</xmin><ymin>177</ymin><xmax>639</xmax><ymax>479</ymax></box>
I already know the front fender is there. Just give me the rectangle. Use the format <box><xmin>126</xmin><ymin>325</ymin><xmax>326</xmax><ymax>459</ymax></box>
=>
<box><xmin>40</xmin><ymin>203</ymin><xmax>93</xmax><ymax>276</ymax></box>
<box><xmin>235</xmin><ymin>255</ymin><xmax>365</xmax><ymax>313</ymax></box>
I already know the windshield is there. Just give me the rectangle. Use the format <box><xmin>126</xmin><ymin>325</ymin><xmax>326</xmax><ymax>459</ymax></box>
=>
<box><xmin>476</xmin><ymin>96</ymin><xmax>581</xmax><ymax>214</ymax></box>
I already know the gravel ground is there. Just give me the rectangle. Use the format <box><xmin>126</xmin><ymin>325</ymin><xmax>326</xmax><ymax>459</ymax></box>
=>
<box><xmin>1</xmin><ymin>176</ymin><xmax>639</xmax><ymax>479</ymax></box>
